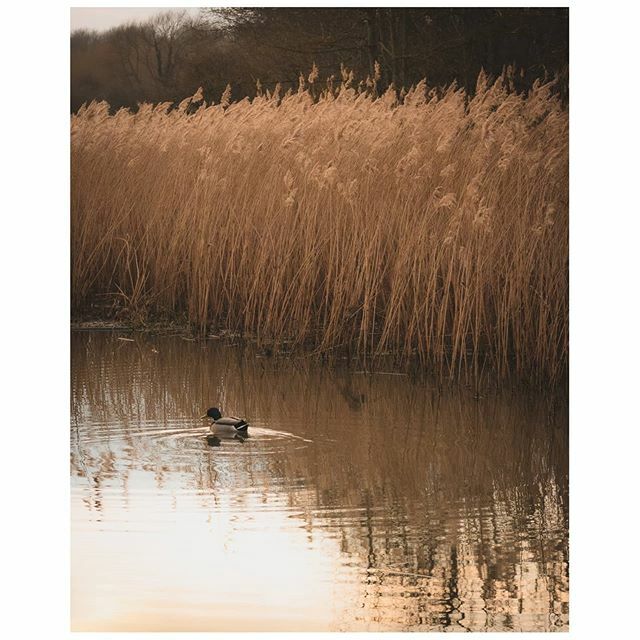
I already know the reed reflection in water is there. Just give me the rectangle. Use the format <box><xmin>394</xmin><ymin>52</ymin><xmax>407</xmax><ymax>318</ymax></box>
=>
<box><xmin>71</xmin><ymin>331</ymin><xmax>568</xmax><ymax>631</ymax></box>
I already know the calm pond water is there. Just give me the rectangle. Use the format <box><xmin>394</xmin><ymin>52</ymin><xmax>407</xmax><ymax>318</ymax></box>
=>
<box><xmin>71</xmin><ymin>331</ymin><xmax>568</xmax><ymax>631</ymax></box>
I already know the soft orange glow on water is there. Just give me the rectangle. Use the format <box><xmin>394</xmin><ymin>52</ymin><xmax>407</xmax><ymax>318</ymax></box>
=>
<box><xmin>72</xmin><ymin>489</ymin><xmax>361</xmax><ymax>631</ymax></box>
<box><xmin>71</xmin><ymin>332</ymin><xmax>568</xmax><ymax>631</ymax></box>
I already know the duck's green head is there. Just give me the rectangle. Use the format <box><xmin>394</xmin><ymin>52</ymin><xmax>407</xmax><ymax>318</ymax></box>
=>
<box><xmin>202</xmin><ymin>407</ymin><xmax>222</xmax><ymax>420</ymax></box>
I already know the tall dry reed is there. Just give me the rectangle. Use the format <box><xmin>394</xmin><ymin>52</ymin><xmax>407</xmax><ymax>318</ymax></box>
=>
<box><xmin>71</xmin><ymin>70</ymin><xmax>568</xmax><ymax>382</ymax></box>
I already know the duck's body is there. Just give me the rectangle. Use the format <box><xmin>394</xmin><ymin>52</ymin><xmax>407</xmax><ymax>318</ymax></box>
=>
<box><xmin>212</xmin><ymin>416</ymin><xmax>249</xmax><ymax>433</ymax></box>
<box><xmin>201</xmin><ymin>407</ymin><xmax>249</xmax><ymax>434</ymax></box>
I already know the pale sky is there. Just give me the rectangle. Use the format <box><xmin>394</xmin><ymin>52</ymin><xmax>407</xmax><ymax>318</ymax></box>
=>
<box><xmin>70</xmin><ymin>7</ymin><xmax>201</xmax><ymax>32</ymax></box>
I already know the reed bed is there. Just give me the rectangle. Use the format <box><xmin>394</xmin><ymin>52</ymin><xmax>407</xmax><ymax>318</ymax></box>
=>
<box><xmin>71</xmin><ymin>70</ymin><xmax>568</xmax><ymax>382</ymax></box>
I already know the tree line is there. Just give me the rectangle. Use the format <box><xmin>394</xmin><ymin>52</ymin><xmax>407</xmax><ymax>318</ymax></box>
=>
<box><xmin>71</xmin><ymin>7</ymin><xmax>568</xmax><ymax>112</ymax></box>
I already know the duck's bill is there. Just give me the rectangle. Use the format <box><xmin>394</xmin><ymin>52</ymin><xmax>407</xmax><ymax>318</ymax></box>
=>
<box><xmin>199</xmin><ymin>413</ymin><xmax>208</xmax><ymax>419</ymax></box>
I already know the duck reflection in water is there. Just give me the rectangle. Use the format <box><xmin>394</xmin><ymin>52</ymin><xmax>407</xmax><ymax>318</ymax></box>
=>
<box><xmin>205</xmin><ymin>434</ymin><xmax>221</xmax><ymax>447</ymax></box>
<box><xmin>206</xmin><ymin>432</ymin><xmax>248</xmax><ymax>446</ymax></box>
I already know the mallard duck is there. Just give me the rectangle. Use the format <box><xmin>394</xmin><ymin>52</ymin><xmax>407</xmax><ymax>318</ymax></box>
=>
<box><xmin>201</xmin><ymin>407</ymin><xmax>249</xmax><ymax>434</ymax></box>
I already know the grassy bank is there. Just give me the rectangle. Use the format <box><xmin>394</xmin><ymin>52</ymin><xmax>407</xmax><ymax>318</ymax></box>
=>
<box><xmin>71</xmin><ymin>71</ymin><xmax>568</xmax><ymax>382</ymax></box>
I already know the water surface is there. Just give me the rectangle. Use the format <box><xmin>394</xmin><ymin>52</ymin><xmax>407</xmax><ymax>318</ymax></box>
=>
<box><xmin>71</xmin><ymin>331</ymin><xmax>568</xmax><ymax>631</ymax></box>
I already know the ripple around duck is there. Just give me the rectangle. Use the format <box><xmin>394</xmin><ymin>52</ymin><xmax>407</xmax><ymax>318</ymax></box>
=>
<box><xmin>195</xmin><ymin>423</ymin><xmax>313</xmax><ymax>456</ymax></box>
<box><xmin>72</xmin><ymin>418</ymin><xmax>313</xmax><ymax>457</ymax></box>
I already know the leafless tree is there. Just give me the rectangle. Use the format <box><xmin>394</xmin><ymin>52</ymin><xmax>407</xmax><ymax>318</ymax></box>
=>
<box><xmin>142</xmin><ymin>10</ymin><xmax>194</xmax><ymax>88</ymax></box>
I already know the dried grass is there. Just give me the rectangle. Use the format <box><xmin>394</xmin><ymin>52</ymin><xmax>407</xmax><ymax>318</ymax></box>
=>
<box><xmin>71</xmin><ymin>70</ymin><xmax>568</xmax><ymax>382</ymax></box>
